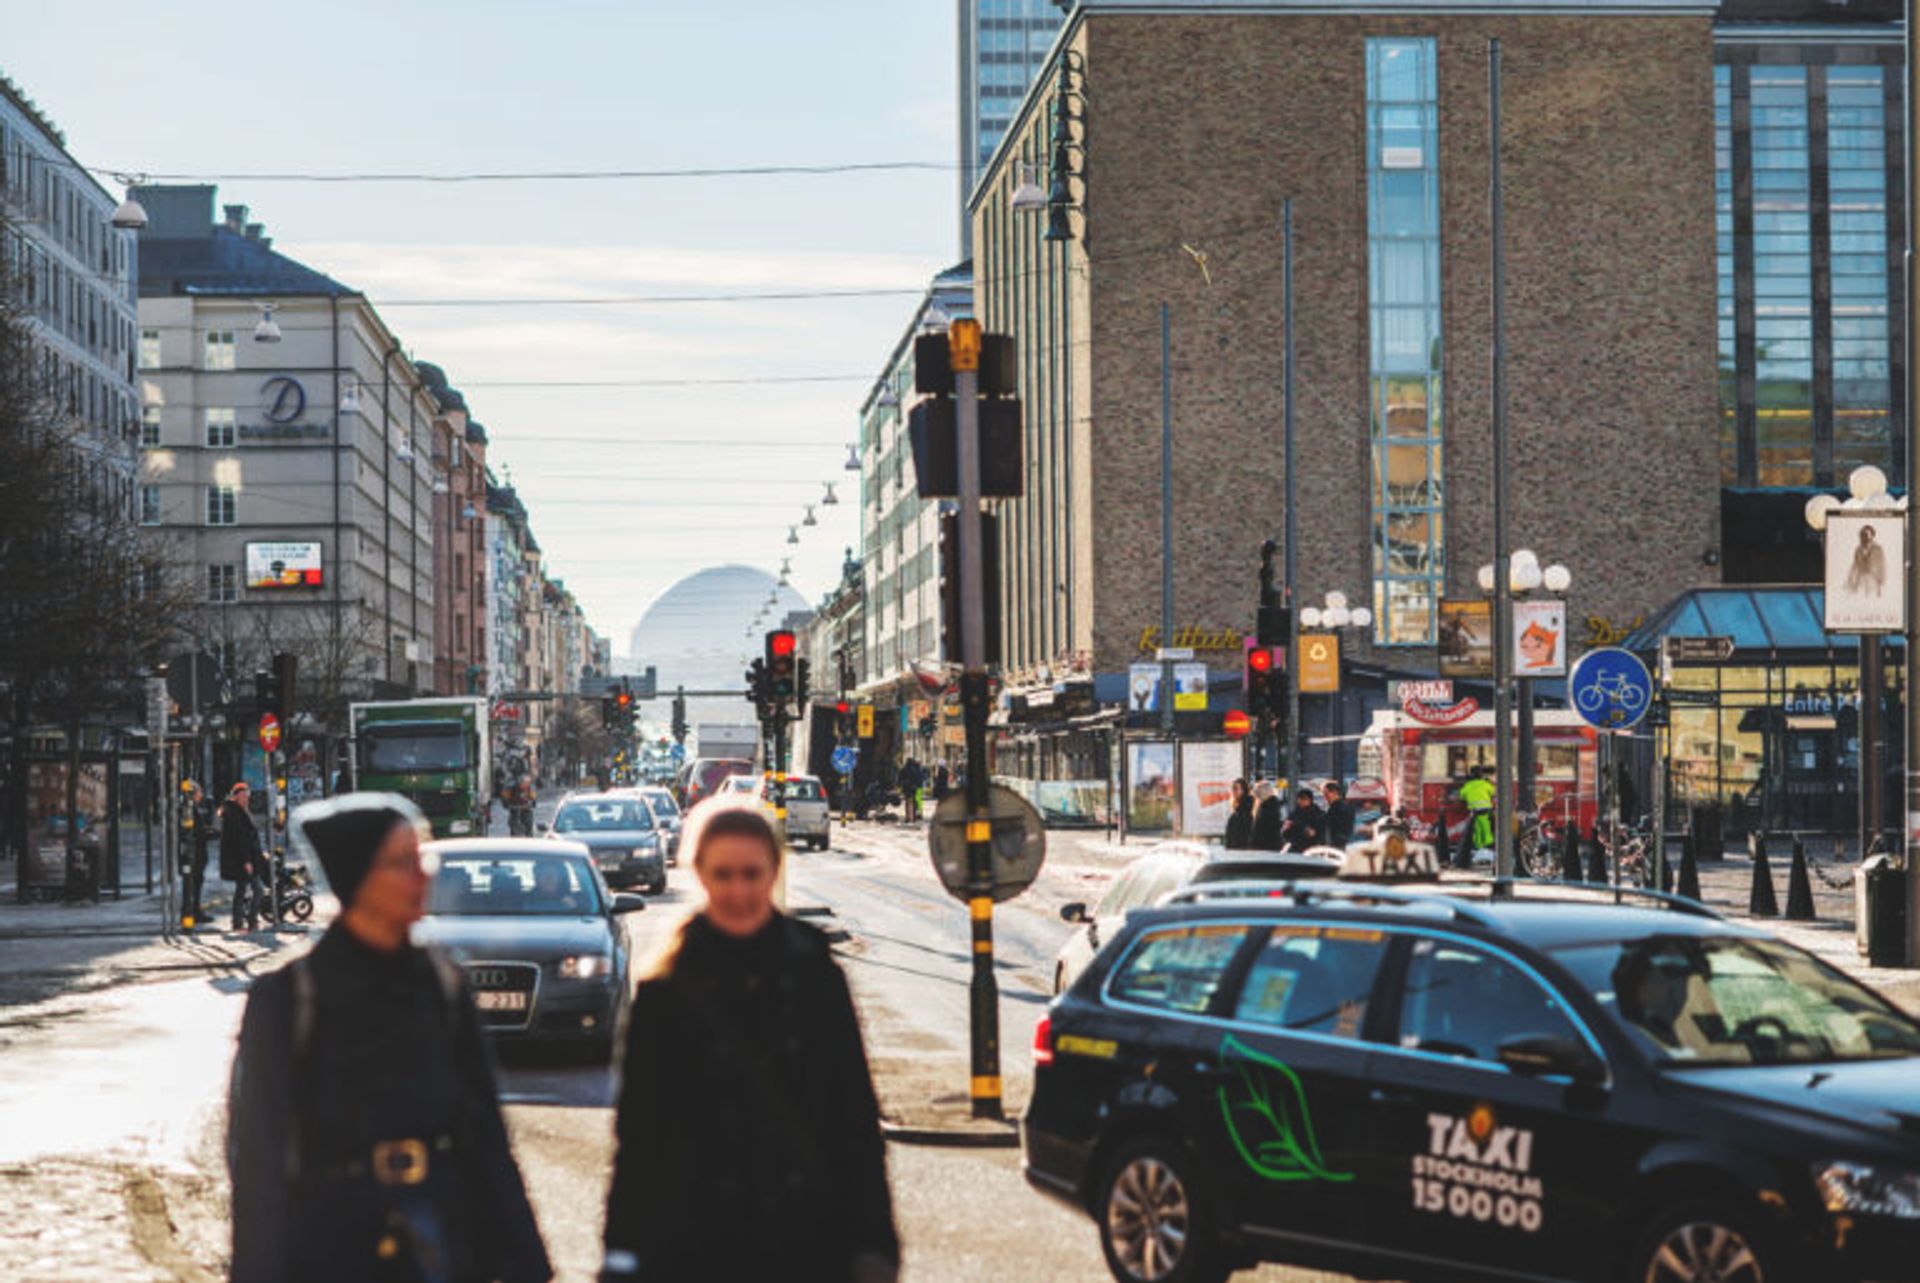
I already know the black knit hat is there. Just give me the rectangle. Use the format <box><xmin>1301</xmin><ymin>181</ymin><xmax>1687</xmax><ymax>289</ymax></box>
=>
<box><xmin>291</xmin><ymin>794</ymin><xmax>424</xmax><ymax>908</ymax></box>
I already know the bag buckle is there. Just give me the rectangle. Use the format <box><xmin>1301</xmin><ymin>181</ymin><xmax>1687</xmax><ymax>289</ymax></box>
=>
<box><xmin>371</xmin><ymin>1138</ymin><xmax>429</xmax><ymax>1186</ymax></box>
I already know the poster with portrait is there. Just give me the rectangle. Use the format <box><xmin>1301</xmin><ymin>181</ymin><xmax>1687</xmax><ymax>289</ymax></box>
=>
<box><xmin>1437</xmin><ymin>599</ymin><xmax>1493</xmax><ymax>678</ymax></box>
<box><xmin>1126</xmin><ymin>741</ymin><xmax>1177</xmax><ymax>832</ymax></box>
<box><xmin>1126</xmin><ymin>664</ymin><xmax>1163</xmax><ymax>714</ymax></box>
<box><xmin>1825</xmin><ymin>512</ymin><xmax>1906</xmax><ymax>633</ymax></box>
<box><xmin>1513</xmin><ymin>599</ymin><xmax>1568</xmax><ymax>677</ymax></box>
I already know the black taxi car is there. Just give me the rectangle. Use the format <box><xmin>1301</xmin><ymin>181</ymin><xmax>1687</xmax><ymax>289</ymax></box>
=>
<box><xmin>1025</xmin><ymin>881</ymin><xmax>1920</xmax><ymax>1283</ymax></box>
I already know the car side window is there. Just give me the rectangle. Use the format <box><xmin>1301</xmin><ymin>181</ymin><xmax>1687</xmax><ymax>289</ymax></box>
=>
<box><xmin>1397</xmin><ymin>937</ymin><xmax>1584</xmax><ymax>1065</ymax></box>
<box><xmin>1110</xmin><ymin>925</ymin><xmax>1251</xmax><ymax>1015</ymax></box>
<box><xmin>1094</xmin><ymin>865</ymin><xmax>1144</xmax><ymax>918</ymax></box>
<box><xmin>1231</xmin><ymin>926</ymin><xmax>1389</xmax><ymax>1040</ymax></box>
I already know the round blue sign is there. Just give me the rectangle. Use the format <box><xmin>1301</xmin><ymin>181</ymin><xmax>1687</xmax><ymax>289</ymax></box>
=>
<box><xmin>831</xmin><ymin>744</ymin><xmax>860</xmax><ymax>773</ymax></box>
<box><xmin>1567</xmin><ymin>646</ymin><xmax>1653</xmax><ymax>730</ymax></box>
<box><xmin>669</xmin><ymin>743</ymin><xmax>686</xmax><ymax>763</ymax></box>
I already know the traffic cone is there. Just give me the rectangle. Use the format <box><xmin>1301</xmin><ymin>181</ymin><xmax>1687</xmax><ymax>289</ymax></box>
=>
<box><xmin>1586</xmin><ymin>825</ymin><xmax>1608</xmax><ymax>884</ymax></box>
<box><xmin>1560</xmin><ymin>822</ymin><xmax>1583</xmax><ymax>882</ymax></box>
<box><xmin>1677</xmin><ymin>826</ymin><xmax>1702</xmax><ymax>902</ymax></box>
<box><xmin>1748</xmin><ymin>831</ymin><xmax>1779</xmax><ymax>917</ymax></box>
<box><xmin>1784</xmin><ymin>834</ymin><xmax>1816</xmax><ymax>920</ymax></box>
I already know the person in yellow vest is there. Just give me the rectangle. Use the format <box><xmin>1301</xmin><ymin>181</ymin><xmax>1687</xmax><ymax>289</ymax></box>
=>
<box><xmin>1458</xmin><ymin>767</ymin><xmax>1497</xmax><ymax>859</ymax></box>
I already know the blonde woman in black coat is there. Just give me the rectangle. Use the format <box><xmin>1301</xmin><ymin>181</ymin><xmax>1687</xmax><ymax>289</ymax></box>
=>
<box><xmin>601</xmin><ymin>801</ymin><xmax>898</xmax><ymax>1283</ymax></box>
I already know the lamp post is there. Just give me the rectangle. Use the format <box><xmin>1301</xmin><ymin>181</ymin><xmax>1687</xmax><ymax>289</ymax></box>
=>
<box><xmin>1479</xmin><ymin>551</ymin><xmax>1571</xmax><ymax>868</ymax></box>
<box><xmin>1807</xmin><ymin>465</ymin><xmax>1905</xmax><ymax>864</ymax></box>
<box><xmin>1298</xmin><ymin>591</ymin><xmax>1373</xmax><ymax>779</ymax></box>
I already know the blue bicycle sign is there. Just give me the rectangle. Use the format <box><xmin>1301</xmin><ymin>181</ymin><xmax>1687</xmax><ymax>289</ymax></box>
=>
<box><xmin>831</xmin><ymin>744</ymin><xmax>860</xmax><ymax>774</ymax></box>
<box><xmin>1568</xmin><ymin>647</ymin><xmax>1653</xmax><ymax>730</ymax></box>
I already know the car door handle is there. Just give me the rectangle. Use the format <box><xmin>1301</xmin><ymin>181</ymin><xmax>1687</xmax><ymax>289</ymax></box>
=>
<box><xmin>1369</xmin><ymin>1087</ymin><xmax>1414</xmax><ymax>1105</ymax></box>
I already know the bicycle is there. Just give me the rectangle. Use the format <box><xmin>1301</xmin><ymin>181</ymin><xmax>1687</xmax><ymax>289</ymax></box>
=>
<box><xmin>1515</xmin><ymin>812</ymin><xmax>1563</xmax><ymax>880</ymax></box>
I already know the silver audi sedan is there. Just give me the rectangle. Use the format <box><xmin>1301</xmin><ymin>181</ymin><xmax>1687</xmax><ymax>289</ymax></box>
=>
<box><xmin>415</xmin><ymin>838</ymin><xmax>645</xmax><ymax>1062</ymax></box>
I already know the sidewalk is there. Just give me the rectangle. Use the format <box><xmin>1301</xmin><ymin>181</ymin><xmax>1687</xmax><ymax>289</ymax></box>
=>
<box><xmin>0</xmin><ymin>854</ymin><xmax>308</xmax><ymax>1008</ymax></box>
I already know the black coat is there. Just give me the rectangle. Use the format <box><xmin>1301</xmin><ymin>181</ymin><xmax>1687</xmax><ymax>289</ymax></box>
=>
<box><xmin>228</xmin><ymin>925</ymin><xmax>549</xmax><ymax>1283</ymax></box>
<box><xmin>1324</xmin><ymin>798</ymin><xmax>1357</xmax><ymax>848</ymax></box>
<box><xmin>218</xmin><ymin>799</ymin><xmax>261</xmax><ymax>882</ymax></box>
<box><xmin>1223</xmin><ymin>798</ymin><xmax>1254</xmax><ymax>849</ymax></box>
<box><xmin>1250</xmin><ymin>796</ymin><xmax>1284</xmax><ymax>850</ymax></box>
<box><xmin>604</xmin><ymin>913</ymin><xmax>897</xmax><ymax>1282</ymax></box>
<box><xmin>183</xmin><ymin>797</ymin><xmax>216</xmax><ymax>874</ymax></box>
<box><xmin>1282</xmin><ymin>801</ymin><xmax>1327</xmax><ymax>852</ymax></box>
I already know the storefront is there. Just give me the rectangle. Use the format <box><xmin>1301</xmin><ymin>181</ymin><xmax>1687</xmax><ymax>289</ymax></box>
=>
<box><xmin>1624</xmin><ymin>587</ymin><xmax>1903</xmax><ymax>838</ymax></box>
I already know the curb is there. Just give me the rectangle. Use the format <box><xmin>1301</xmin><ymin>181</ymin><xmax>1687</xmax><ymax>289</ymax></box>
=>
<box><xmin>879</xmin><ymin>1119</ymin><xmax>1021</xmax><ymax>1149</ymax></box>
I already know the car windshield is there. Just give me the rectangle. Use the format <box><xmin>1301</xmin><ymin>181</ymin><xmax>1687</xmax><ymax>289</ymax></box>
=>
<box><xmin>785</xmin><ymin>780</ymin><xmax>825</xmax><ymax>801</ymax></box>
<box><xmin>429</xmin><ymin>856</ymin><xmax>602</xmax><ymax>916</ymax></box>
<box><xmin>553</xmin><ymin>801</ymin><xmax>652</xmax><ymax>833</ymax></box>
<box><xmin>1552</xmin><ymin>935</ymin><xmax>1920</xmax><ymax>1066</ymax></box>
<box><xmin>363</xmin><ymin>726</ymin><xmax>468</xmax><ymax>773</ymax></box>
<box><xmin>644</xmin><ymin>791</ymin><xmax>680</xmax><ymax>818</ymax></box>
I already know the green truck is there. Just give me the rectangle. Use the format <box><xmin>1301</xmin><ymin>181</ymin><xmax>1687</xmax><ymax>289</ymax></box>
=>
<box><xmin>349</xmin><ymin>697</ymin><xmax>492</xmax><ymax>838</ymax></box>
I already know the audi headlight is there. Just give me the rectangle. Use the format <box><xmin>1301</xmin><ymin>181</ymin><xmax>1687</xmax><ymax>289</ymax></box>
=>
<box><xmin>1814</xmin><ymin>1162</ymin><xmax>1920</xmax><ymax>1219</ymax></box>
<box><xmin>559</xmin><ymin>954</ymin><xmax>614</xmax><ymax>980</ymax></box>
<box><xmin>632</xmin><ymin>843</ymin><xmax>656</xmax><ymax>859</ymax></box>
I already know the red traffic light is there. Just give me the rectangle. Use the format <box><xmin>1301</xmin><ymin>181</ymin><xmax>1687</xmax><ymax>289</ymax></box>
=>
<box><xmin>1223</xmin><ymin>709</ymin><xmax>1252</xmax><ymax>738</ymax></box>
<box><xmin>1247</xmin><ymin>648</ymin><xmax>1274</xmax><ymax>673</ymax></box>
<box><xmin>616</xmin><ymin>690</ymin><xmax>633</xmax><ymax>708</ymax></box>
<box><xmin>768</xmin><ymin>630</ymin><xmax>798</xmax><ymax>659</ymax></box>
<box><xmin>835</xmin><ymin>701</ymin><xmax>850</xmax><ymax>715</ymax></box>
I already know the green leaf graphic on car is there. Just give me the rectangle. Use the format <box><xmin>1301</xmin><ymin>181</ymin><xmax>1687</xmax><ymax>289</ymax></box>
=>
<box><xmin>1217</xmin><ymin>1034</ymin><xmax>1353</xmax><ymax>1183</ymax></box>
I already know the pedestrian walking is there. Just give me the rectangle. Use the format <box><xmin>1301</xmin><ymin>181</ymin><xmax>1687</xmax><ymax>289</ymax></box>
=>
<box><xmin>602</xmin><ymin>800</ymin><xmax>898</xmax><ymax>1283</ymax></box>
<box><xmin>1223</xmin><ymin>779</ymin><xmax>1254</xmax><ymax>849</ymax></box>
<box><xmin>180</xmin><ymin>780</ymin><xmax>215</xmax><ymax>929</ymax></box>
<box><xmin>897</xmin><ymin>758</ymin><xmax>926</xmax><ymax>823</ymax></box>
<box><xmin>227</xmin><ymin>794</ymin><xmax>551</xmax><ymax>1283</ymax></box>
<box><xmin>931</xmin><ymin>763</ymin><xmax>952</xmax><ymax>805</ymax></box>
<box><xmin>1322</xmin><ymin>780</ymin><xmax>1356</xmax><ymax>849</ymax></box>
<box><xmin>1250</xmin><ymin>781</ymin><xmax>1284</xmax><ymax>851</ymax></box>
<box><xmin>1281</xmin><ymin>788</ymin><xmax>1327</xmax><ymax>852</ymax></box>
<box><xmin>220</xmin><ymin>783</ymin><xmax>265</xmax><ymax>933</ymax></box>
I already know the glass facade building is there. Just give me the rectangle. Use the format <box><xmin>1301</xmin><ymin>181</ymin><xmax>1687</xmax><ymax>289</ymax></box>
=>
<box><xmin>1713</xmin><ymin>38</ymin><xmax>1902</xmax><ymax>492</ymax></box>
<box><xmin>1366</xmin><ymin>37</ymin><xmax>1446</xmax><ymax>646</ymax></box>
<box><xmin>958</xmin><ymin>0</ymin><xmax>1064</xmax><ymax>251</ymax></box>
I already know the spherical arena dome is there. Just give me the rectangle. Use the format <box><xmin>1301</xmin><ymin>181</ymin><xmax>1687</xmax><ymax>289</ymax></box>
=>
<box><xmin>626</xmin><ymin>565</ymin><xmax>811</xmax><ymax>734</ymax></box>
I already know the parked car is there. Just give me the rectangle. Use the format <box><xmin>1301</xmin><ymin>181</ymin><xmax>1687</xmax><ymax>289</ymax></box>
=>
<box><xmin>682</xmin><ymin>757</ymin><xmax>754</xmax><ymax>809</ymax></box>
<box><xmin>416</xmin><ymin>838</ymin><xmax>645</xmax><ymax>1062</ymax></box>
<box><xmin>1050</xmin><ymin>843</ymin><xmax>1342</xmax><ymax>994</ymax></box>
<box><xmin>753</xmin><ymin>773</ymin><xmax>832</xmax><ymax>850</ymax></box>
<box><xmin>1028</xmin><ymin>880</ymin><xmax>1920</xmax><ymax>1283</ymax></box>
<box><xmin>545</xmin><ymin>793</ymin><xmax>666</xmax><ymax>893</ymax></box>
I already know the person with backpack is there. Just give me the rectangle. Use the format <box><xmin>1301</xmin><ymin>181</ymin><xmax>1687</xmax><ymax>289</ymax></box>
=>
<box><xmin>601</xmin><ymin>800</ymin><xmax>898</xmax><ymax>1283</ymax></box>
<box><xmin>227</xmin><ymin>794</ymin><xmax>550</xmax><ymax>1283</ymax></box>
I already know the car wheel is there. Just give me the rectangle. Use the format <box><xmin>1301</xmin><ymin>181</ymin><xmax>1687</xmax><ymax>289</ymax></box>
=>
<box><xmin>1627</xmin><ymin>1200</ymin><xmax>1783</xmax><ymax>1283</ymax></box>
<box><xmin>1097</xmin><ymin>1135</ymin><xmax>1229</xmax><ymax>1283</ymax></box>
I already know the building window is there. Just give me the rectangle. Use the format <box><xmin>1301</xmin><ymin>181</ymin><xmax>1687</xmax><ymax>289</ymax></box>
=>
<box><xmin>140</xmin><ymin>404</ymin><xmax>161</xmax><ymax>447</ymax></box>
<box><xmin>1752</xmin><ymin>67</ymin><xmax>1813</xmax><ymax>487</ymax></box>
<box><xmin>206</xmin><ymin>485</ymin><xmax>236</xmax><ymax>526</ymax></box>
<box><xmin>138</xmin><ymin>484</ymin><xmax>161</xmax><ymax>525</ymax></box>
<box><xmin>208</xmin><ymin>563</ymin><xmax>239</xmax><ymax>604</ymax></box>
<box><xmin>205</xmin><ymin>407</ymin><xmax>237</xmax><ymax>449</ymax></box>
<box><xmin>203</xmin><ymin>330</ymin><xmax>235</xmax><ymax>371</ymax></box>
<box><xmin>1827</xmin><ymin>66</ymin><xmax>1891</xmax><ymax>479</ymax></box>
<box><xmin>139</xmin><ymin>328</ymin><xmax>160</xmax><ymax>369</ymax></box>
<box><xmin>1366</xmin><ymin>37</ymin><xmax>1444</xmax><ymax>646</ymax></box>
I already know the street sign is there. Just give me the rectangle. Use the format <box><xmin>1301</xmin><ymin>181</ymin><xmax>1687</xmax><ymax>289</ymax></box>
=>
<box><xmin>1666</xmin><ymin>688</ymin><xmax>1717</xmax><ymax>706</ymax></box>
<box><xmin>1663</xmin><ymin>635</ymin><xmax>1735</xmax><ymax>663</ymax></box>
<box><xmin>669</xmin><ymin>743</ymin><xmax>686</xmax><ymax>763</ymax></box>
<box><xmin>856</xmin><ymin>705</ymin><xmax>875</xmax><ymax>738</ymax></box>
<box><xmin>1154</xmin><ymin>647</ymin><xmax>1195</xmax><ymax>662</ymax></box>
<box><xmin>831</xmin><ymin>744</ymin><xmax>859</xmax><ymax>774</ymax></box>
<box><xmin>1297</xmin><ymin>633</ymin><xmax>1341</xmax><ymax>693</ymax></box>
<box><xmin>258</xmin><ymin>712</ymin><xmax>282</xmax><ymax>753</ymax></box>
<box><xmin>1569</xmin><ymin>646</ymin><xmax>1654</xmax><ymax>731</ymax></box>
<box><xmin>929</xmin><ymin>785</ymin><xmax>1047</xmax><ymax>904</ymax></box>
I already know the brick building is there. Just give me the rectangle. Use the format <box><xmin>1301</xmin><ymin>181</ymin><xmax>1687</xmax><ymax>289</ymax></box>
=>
<box><xmin>969</xmin><ymin>0</ymin><xmax>1725</xmax><ymax>793</ymax></box>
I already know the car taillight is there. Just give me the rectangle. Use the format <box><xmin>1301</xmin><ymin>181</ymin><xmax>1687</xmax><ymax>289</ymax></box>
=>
<box><xmin>1033</xmin><ymin>1014</ymin><xmax>1054</xmax><ymax>1066</ymax></box>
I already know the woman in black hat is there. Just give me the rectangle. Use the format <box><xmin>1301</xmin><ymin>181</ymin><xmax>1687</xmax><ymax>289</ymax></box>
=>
<box><xmin>227</xmin><ymin>794</ymin><xmax>550</xmax><ymax>1283</ymax></box>
<box><xmin>600</xmin><ymin>800</ymin><xmax>898</xmax><ymax>1283</ymax></box>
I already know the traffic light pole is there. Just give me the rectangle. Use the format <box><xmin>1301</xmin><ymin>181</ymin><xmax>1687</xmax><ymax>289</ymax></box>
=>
<box><xmin>954</xmin><ymin>327</ymin><xmax>1003</xmax><ymax>1121</ymax></box>
<box><xmin>1283</xmin><ymin>198</ymin><xmax>1301</xmax><ymax>788</ymax></box>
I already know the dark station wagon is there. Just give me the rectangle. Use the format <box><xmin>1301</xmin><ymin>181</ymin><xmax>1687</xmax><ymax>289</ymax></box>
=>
<box><xmin>1025</xmin><ymin>881</ymin><xmax>1920</xmax><ymax>1283</ymax></box>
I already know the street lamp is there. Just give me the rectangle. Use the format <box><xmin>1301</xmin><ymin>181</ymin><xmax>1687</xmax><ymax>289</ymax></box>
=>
<box><xmin>1479</xmin><ymin>549</ymin><xmax>1572</xmax><ymax>852</ymax></box>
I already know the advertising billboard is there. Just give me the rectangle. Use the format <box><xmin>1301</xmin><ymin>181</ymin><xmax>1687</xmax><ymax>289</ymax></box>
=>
<box><xmin>246</xmin><ymin>541</ymin><xmax>324</xmax><ymax>590</ymax></box>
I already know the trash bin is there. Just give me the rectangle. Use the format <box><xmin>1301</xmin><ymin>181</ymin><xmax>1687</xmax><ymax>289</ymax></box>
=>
<box><xmin>1855</xmin><ymin>855</ymin><xmax>1907</xmax><ymax>967</ymax></box>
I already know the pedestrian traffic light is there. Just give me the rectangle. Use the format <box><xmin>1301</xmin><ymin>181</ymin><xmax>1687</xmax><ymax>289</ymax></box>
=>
<box><xmin>766</xmin><ymin>630</ymin><xmax>797</xmax><ymax>704</ymax></box>
<box><xmin>255</xmin><ymin>667</ymin><xmax>283</xmax><ymax>722</ymax></box>
<box><xmin>273</xmin><ymin>652</ymin><xmax>298</xmax><ymax>722</ymax></box>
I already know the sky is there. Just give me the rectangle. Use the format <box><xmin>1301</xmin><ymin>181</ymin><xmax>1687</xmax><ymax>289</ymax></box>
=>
<box><xmin>0</xmin><ymin>0</ymin><xmax>963</xmax><ymax>651</ymax></box>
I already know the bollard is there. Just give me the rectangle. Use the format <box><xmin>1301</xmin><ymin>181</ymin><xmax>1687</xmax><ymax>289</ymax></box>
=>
<box><xmin>1784</xmin><ymin>834</ymin><xmax>1816</xmax><ymax>920</ymax></box>
<box><xmin>1560</xmin><ymin>821</ymin><xmax>1583</xmax><ymax>882</ymax></box>
<box><xmin>1677</xmin><ymin>825</ymin><xmax>1703</xmax><ymax>902</ymax></box>
<box><xmin>1586</xmin><ymin>825</ymin><xmax>1608</xmax><ymax>885</ymax></box>
<box><xmin>1748</xmin><ymin>831</ymin><xmax>1779</xmax><ymax>917</ymax></box>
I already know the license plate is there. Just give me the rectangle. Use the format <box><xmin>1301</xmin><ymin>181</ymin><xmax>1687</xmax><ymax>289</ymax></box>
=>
<box><xmin>474</xmin><ymin>991</ymin><xmax>528</xmax><ymax>1012</ymax></box>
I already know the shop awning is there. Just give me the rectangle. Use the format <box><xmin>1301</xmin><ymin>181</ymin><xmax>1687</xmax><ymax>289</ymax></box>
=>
<box><xmin>1621</xmin><ymin>586</ymin><xmax>1904</xmax><ymax>656</ymax></box>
